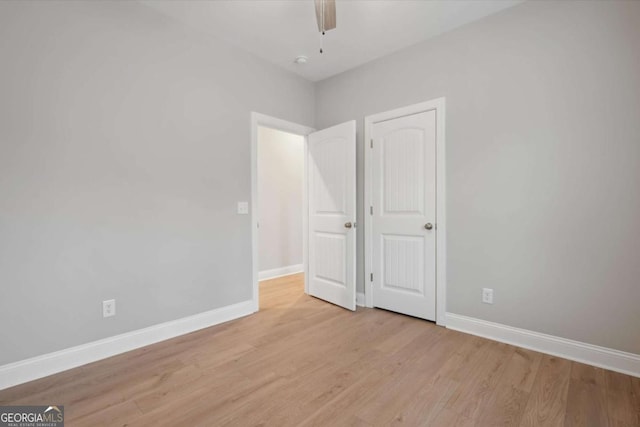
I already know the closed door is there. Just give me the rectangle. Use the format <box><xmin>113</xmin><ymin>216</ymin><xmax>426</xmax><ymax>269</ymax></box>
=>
<box><xmin>308</xmin><ymin>121</ymin><xmax>356</xmax><ymax>310</ymax></box>
<box><xmin>371</xmin><ymin>110</ymin><xmax>437</xmax><ymax>320</ymax></box>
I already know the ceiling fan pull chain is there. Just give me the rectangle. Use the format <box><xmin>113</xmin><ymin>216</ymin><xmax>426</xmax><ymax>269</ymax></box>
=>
<box><xmin>320</xmin><ymin>0</ymin><xmax>325</xmax><ymax>54</ymax></box>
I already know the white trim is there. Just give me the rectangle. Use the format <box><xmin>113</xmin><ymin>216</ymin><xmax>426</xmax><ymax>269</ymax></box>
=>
<box><xmin>303</xmin><ymin>127</ymin><xmax>310</xmax><ymax>297</ymax></box>
<box><xmin>446</xmin><ymin>313</ymin><xmax>640</xmax><ymax>378</ymax></box>
<box><xmin>364</xmin><ymin>98</ymin><xmax>447</xmax><ymax>326</ymax></box>
<box><xmin>251</xmin><ymin>113</ymin><xmax>315</xmax><ymax>311</ymax></box>
<box><xmin>258</xmin><ymin>264</ymin><xmax>304</xmax><ymax>281</ymax></box>
<box><xmin>0</xmin><ymin>300</ymin><xmax>255</xmax><ymax>390</ymax></box>
<box><xmin>356</xmin><ymin>292</ymin><xmax>366</xmax><ymax>307</ymax></box>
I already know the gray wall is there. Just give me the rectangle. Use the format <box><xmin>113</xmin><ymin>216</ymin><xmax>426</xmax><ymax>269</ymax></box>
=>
<box><xmin>2</xmin><ymin>0</ymin><xmax>639</xmax><ymax>367</ymax></box>
<box><xmin>315</xmin><ymin>0</ymin><xmax>640</xmax><ymax>354</ymax></box>
<box><xmin>0</xmin><ymin>1</ymin><xmax>314</xmax><ymax>365</ymax></box>
<box><xmin>258</xmin><ymin>127</ymin><xmax>304</xmax><ymax>273</ymax></box>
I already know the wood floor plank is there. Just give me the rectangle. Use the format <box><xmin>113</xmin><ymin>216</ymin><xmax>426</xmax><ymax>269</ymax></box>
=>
<box><xmin>570</xmin><ymin>361</ymin><xmax>607</xmax><ymax>387</ymax></box>
<box><xmin>248</xmin><ymin>350</ymin><xmax>386</xmax><ymax>427</ymax></box>
<box><xmin>564</xmin><ymin>380</ymin><xmax>608</xmax><ymax>426</ymax></box>
<box><xmin>438</xmin><ymin>334</ymin><xmax>492</xmax><ymax>382</ymax></box>
<box><xmin>508</xmin><ymin>348</ymin><xmax>544</xmax><ymax>393</ymax></box>
<box><xmin>355</xmin><ymin>329</ymin><xmax>462</xmax><ymax>425</ymax></box>
<box><xmin>0</xmin><ymin>274</ymin><xmax>636</xmax><ymax>426</ymax></box>
<box><xmin>605</xmin><ymin>369</ymin><xmax>639</xmax><ymax>427</ymax></box>
<box><xmin>443</xmin><ymin>340</ymin><xmax>516</xmax><ymax>420</ymax></box>
<box><xmin>632</xmin><ymin>376</ymin><xmax>640</xmax><ymax>425</ymax></box>
<box><xmin>373</xmin><ymin>315</ymin><xmax>435</xmax><ymax>355</ymax></box>
<box><xmin>297</xmin><ymin>328</ymin><xmax>456</xmax><ymax>426</ymax></box>
<box><xmin>70</xmin><ymin>400</ymin><xmax>142</xmax><ymax>427</ymax></box>
<box><xmin>387</xmin><ymin>371</ymin><xmax>460</xmax><ymax>426</ymax></box>
<box><xmin>474</xmin><ymin>348</ymin><xmax>542</xmax><ymax>426</ymax></box>
<box><xmin>428</xmin><ymin>407</ymin><xmax>475</xmax><ymax>427</ymax></box>
<box><xmin>519</xmin><ymin>355</ymin><xmax>572</xmax><ymax>427</ymax></box>
<box><xmin>562</xmin><ymin>362</ymin><xmax>609</xmax><ymax>427</ymax></box>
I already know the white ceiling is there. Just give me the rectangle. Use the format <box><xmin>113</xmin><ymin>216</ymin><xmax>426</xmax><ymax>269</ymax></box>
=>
<box><xmin>142</xmin><ymin>0</ymin><xmax>523</xmax><ymax>82</ymax></box>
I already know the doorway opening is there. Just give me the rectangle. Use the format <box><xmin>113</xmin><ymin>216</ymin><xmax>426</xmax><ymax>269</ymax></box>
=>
<box><xmin>251</xmin><ymin>113</ymin><xmax>357</xmax><ymax>312</ymax></box>
<box><xmin>251</xmin><ymin>113</ymin><xmax>314</xmax><ymax>311</ymax></box>
<box><xmin>257</xmin><ymin>126</ymin><xmax>305</xmax><ymax>308</ymax></box>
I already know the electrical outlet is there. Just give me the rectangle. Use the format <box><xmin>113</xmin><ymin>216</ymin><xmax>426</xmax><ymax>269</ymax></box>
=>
<box><xmin>103</xmin><ymin>299</ymin><xmax>116</xmax><ymax>318</ymax></box>
<box><xmin>482</xmin><ymin>288</ymin><xmax>494</xmax><ymax>304</ymax></box>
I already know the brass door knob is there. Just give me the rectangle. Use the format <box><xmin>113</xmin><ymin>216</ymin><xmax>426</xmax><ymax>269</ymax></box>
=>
<box><xmin>344</xmin><ymin>222</ymin><xmax>353</xmax><ymax>229</ymax></box>
<box><xmin>424</xmin><ymin>223</ymin><xmax>433</xmax><ymax>230</ymax></box>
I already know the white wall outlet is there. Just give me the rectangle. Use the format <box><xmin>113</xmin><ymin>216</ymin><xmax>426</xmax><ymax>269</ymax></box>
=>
<box><xmin>237</xmin><ymin>201</ymin><xmax>249</xmax><ymax>215</ymax></box>
<box><xmin>482</xmin><ymin>288</ymin><xmax>494</xmax><ymax>304</ymax></box>
<box><xmin>103</xmin><ymin>299</ymin><xmax>116</xmax><ymax>318</ymax></box>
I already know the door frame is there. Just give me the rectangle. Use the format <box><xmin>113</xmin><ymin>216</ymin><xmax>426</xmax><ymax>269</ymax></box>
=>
<box><xmin>251</xmin><ymin>112</ymin><xmax>315</xmax><ymax>312</ymax></box>
<box><xmin>363</xmin><ymin>98</ymin><xmax>447</xmax><ymax>326</ymax></box>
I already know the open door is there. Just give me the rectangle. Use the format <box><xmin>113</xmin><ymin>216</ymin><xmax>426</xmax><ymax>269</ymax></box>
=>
<box><xmin>307</xmin><ymin>121</ymin><xmax>356</xmax><ymax>310</ymax></box>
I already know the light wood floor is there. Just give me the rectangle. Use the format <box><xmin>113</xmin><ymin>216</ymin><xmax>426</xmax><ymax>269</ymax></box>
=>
<box><xmin>1</xmin><ymin>273</ymin><xmax>638</xmax><ymax>426</ymax></box>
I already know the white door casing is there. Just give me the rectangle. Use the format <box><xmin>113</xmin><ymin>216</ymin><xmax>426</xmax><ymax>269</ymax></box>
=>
<box><xmin>365</xmin><ymin>99</ymin><xmax>446</xmax><ymax>324</ymax></box>
<box><xmin>308</xmin><ymin>121</ymin><xmax>357</xmax><ymax>310</ymax></box>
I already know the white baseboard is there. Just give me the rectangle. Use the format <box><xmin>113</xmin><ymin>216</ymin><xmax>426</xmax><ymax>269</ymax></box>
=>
<box><xmin>446</xmin><ymin>313</ymin><xmax>640</xmax><ymax>378</ymax></box>
<box><xmin>0</xmin><ymin>300</ymin><xmax>255</xmax><ymax>390</ymax></box>
<box><xmin>356</xmin><ymin>292</ymin><xmax>365</xmax><ymax>307</ymax></box>
<box><xmin>259</xmin><ymin>264</ymin><xmax>304</xmax><ymax>281</ymax></box>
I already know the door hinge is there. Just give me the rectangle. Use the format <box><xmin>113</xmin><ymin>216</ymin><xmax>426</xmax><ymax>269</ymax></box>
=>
<box><xmin>370</xmin><ymin>273</ymin><xmax>373</xmax><ymax>282</ymax></box>
<box><xmin>370</xmin><ymin>206</ymin><xmax>373</xmax><ymax>215</ymax></box>
<box><xmin>370</xmin><ymin>139</ymin><xmax>373</xmax><ymax>148</ymax></box>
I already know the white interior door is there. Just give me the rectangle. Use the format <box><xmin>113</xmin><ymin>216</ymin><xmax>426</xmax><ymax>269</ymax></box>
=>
<box><xmin>371</xmin><ymin>111</ymin><xmax>437</xmax><ymax>320</ymax></box>
<box><xmin>308</xmin><ymin>121</ymin><xmax>356</xmax><ymax>310</ymax></box>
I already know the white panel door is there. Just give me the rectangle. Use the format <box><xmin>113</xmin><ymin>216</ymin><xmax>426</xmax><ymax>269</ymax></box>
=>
<box><xmin>308</xmin><ymin>121</ymin><xmax>356</xmax><ymax>310</ymax></box>
<box><xmin>372</xmin><ymin>111</ymin><xmax>437</xmax><ymax>320</ymax></box>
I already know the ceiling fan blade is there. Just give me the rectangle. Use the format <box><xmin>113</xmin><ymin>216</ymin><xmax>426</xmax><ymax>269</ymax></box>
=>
<box><xmin>315</xmin><ymin>0</ymin><xmax>336</xmax><ymax>32</ymax></box>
